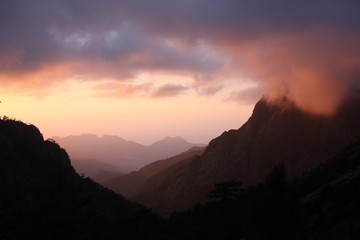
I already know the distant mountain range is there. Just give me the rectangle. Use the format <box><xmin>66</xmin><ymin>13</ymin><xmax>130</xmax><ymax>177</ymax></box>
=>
<box><xmin>51</xmin><ymin>135</ymin><xmax>205</xmax><ymax>174</ymax></box>
<box><xmin>121</xmin><ymin>94</ymin><xmax>360</xmax><ymax>215</ymax></box>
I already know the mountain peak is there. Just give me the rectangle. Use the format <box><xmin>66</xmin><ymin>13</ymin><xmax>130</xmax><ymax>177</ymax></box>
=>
<box><xmin>102</xmin><ymin>134</ymin><xmax>128</xmax><ymax>142</ymax></box>
<box><xmin>50</xmin><ymin>134</ymin><xmax>204</xmax><ymax>173</ymax></box>
<box><xmin>134</xmin><ymin>95</ymin><xmax>360</xmax><ymax>214</ymax></box>
<box><xmin>150</xmin><ymin>136</ymin><xmax>188</xmax><ymax>147</ymax></box>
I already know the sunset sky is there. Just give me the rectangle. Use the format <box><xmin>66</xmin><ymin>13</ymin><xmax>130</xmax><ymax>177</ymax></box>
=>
<box><xmin>1</xmin><ymin>1</ymin><xmax>359</xmax><ymax>144</ymax></box>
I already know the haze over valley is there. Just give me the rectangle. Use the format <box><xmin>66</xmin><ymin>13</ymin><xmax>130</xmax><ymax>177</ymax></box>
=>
<box><xmin>52</xmin><ymin>134</ymin><xmax>205</xmax><ymax>175</ymax></box>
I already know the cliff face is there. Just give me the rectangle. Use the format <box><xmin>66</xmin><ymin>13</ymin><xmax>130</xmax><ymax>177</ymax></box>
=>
<box><xmin>134</xmin><ymin>95</ymin><xmax>360</xmax><ymax>215</ymax></box>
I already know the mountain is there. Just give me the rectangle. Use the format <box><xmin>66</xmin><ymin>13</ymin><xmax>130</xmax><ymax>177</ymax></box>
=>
<box><xmin>91</xmin><ymin>170</ymin><xmax>124</xmax><ymax>184</ymax></box>
<box><xmin>52</xmin><ymin>134</ymin><xmax>205</xmax><ymax>173</ymax></box>
<box><xmin>2</xmin><ymin>116</ymin><xmax>360</xmax><ymax>239</ymax></box>
<box><xmin>0</xmin><ymin>118</ymin><xmax>160</xmax><ymax>239</ymax></box>
<box><xmin>104</xmin><ymin>146</ymin><xmax>205</xmax><ymax>198</ymax></box>
<box><xmin>132</xmin><ymin>95</ymin><xmax>360</xmax><ymax>215</ymax></box>
<box><xmin>149</xmin><ymin>136</ymin><xmax>202</xmax><ymax>160</ymax></box>
<box><xmin>70</xmin><ymin>158</ymin><xmax>123</xmax><ymax>183</ymax></box>
<box><xmin>167</xmin><ymin>141</ymin><xmax>360</xmax><ymax>240</ymax></box>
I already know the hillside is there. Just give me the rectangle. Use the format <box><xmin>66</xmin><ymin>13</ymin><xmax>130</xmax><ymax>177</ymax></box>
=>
<box><xmin>167</xmin><ymin>141</ymin><xmax>360</xmax><ymax>240</ymax></box>
<box><xmin>53</xmin><ymin>135</ymin><xmax>205</xmax><ymax>173</ymax></box>
<box><xmin>104</xmin><ymin>146</ymin><xmax>205</xmax><ymax>198</ymax></box>
<box><xmin>133</xmin><ymin>95</ymin><xmax>360</xmax><ymax>215</ymax></box>
<box><xmin>0</xmin><ymin>118</ymin><xmax>159</xmax><ymax>239</ymax></box>
<box><xmin>71</xmin><ymin>158</ymin><xmax>123</xmax><ymax>183</ymax></box>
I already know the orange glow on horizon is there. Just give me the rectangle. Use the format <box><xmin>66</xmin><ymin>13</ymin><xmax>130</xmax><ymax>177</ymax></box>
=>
<box><xmin>0</xmin><ymin>77</ymin><xmax>253</xmax><ymax>145</ymax></box>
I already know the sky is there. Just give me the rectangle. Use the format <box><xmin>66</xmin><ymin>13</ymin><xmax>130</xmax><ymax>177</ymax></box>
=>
<box><xmin>0</xmin><ymin>1</ymin><xmax>360</xmax><ymax>144</ymax></box>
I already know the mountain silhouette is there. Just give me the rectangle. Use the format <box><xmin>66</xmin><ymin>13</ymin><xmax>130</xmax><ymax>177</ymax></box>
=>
<box><xmin>52</xmin><ymin>134</ymin><xmax>205</xmax><ymax>173</ymax></box>
<box><xmin>167</xmin><ymin>141</ymin><xmax>360</xmax><ymax>240</ymax></box>
<box><xmin>104</xmin><ymin>146</ymin><xmax>205</xmax><ymax>198</ymax></box>
<box><xmin>1</xmin><ymin>107</ymin><xmax>360</xmax><ymax>239</ymax></box>
<box><xmin>132</xmin><ymin>94</ymin><xmax>360</xmax><ymax>215</ymax></box>
<box><xmin>70</xmin><ymin>158</ymin><xmax>123</xmax><ymax>183</ymax></box>
<box><xmin>149</xmin><ymin>136</ymin><xmax>201</xmax><ymax>158</ymax></box>
<box><xmin>0</xmin><ymin>118</ymin><xmax>159</xmax><ymax>239</ymax></box>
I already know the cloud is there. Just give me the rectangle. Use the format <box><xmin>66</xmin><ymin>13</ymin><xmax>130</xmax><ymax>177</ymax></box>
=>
<box><xmin>150</xmin><ymin>84</ymin><xmax>188</xmax><ymax>98</ymax></box>
<box><xmin>92</xmin><ymin>82</ymin><xmax>153</xmax><ymax>98</ymax></box>
<box><xmin>197</xmin><ymin>85</ymin><xmax>224</xmax><ymax>96</ymax></box>
<box><xmin>120</xmin><ymin>1</ymin><xmax>360</xmax><ymax>113</ymax></box>
<box><xmin>119</xmin><ymin>0</ymin><xmax>360</xmax><ymax>42</ymax></box>
<box><xmin>191</xmin><ymin>74</ymin><xmax>225</xmax><ymax>96</ymax></box>
<box><xmin>92</xmin><ymin>82</ymin><xmax>188</xmax><ymax>99</ymax></box>
<box><xmin>0</xmin><ymin>1</ymin><xmax>227</xmax><ymax>88</ymax></box>
<box><xmin>228</xmin><ymin>87</ymin><xmax>264</xmax><ymax>105</ymax></box>
<box><xmin>1</xmin><ymin>0</ymin><xmax>360</xmax><ymax>111</ymax></box>
<box><xmin>223</xmin><ymin>27</ymin><xmax>360</xmax><ymax>114</ymax></box>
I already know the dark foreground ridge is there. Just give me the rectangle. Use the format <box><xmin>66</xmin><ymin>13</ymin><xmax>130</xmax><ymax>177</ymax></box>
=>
<box><xmin>169</xmin><ymin>141</ymin><xmax>360</xmax><ymax>240</ymax></box>
<box><xmin>0</xmin><ymin>117</ymin><xmax>161</xmax><ymax>239</ymax></box>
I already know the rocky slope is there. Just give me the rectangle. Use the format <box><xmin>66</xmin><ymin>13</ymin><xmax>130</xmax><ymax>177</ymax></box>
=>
<box><xmin>134</xmin><ymin>95</ymin><xmax>360</xmax><ymax>215</ymax></box>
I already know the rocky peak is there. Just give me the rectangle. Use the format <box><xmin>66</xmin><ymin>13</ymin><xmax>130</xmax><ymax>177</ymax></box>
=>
<box><xmin>135</xmin><ymin>94</ymin><xmax>360</xmax><ymax>214</ymax></box>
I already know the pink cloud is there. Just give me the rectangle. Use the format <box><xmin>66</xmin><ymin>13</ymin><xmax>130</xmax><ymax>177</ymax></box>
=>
<box><xmin>150</xmin><ymin>84</ymin><xmax>188</xmax><ymax>98</ymax></box>
<box><xmin>92</xmin><ymin>82</ymin><xmax>153</xmax><ymax>98</ymax></box>
<box><xmin>228</xmin><ymin>87</ymin><xmax>263</xmax><ymax>105</ymax></box>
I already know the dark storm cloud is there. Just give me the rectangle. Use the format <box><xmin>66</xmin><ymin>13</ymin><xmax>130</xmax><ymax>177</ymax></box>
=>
<box><xmin>121</xmin><ymin>0</ymin><xmax>360</xmax><ymax>40</ymax></box>
<box><xmin>0</xmin><ymin>0</ymin><xmax>226</xmax><ymax>77</ymax></box>
<box><xmin>2</xmin><ymin>0</ymin><xmax>358</xmax><ymax>73</ymax></box>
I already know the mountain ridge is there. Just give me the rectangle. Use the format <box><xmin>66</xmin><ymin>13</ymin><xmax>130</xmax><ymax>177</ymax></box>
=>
<box><xmin>0</xmin><ymin>117</ymin><xmax>159</xmax><ymax>239</ymax></box>
<box><xmin>104</xmin><ymin>146</ymin><xmax>206</xmax><ymax>198</ymax></box>
<box><xmin>131</xmin><ymin>95</ymin><xmax>360</xmax><ymax>215</ymax></box>
<box><xmin>2</xmin><ymin>115</ymin><xmax>360</xmax><ymax>239</ymax></box>
<box><xmin>52</xmin><ymin>134</ymin><xmax>205</xmax><ymax>173</ymax></box>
